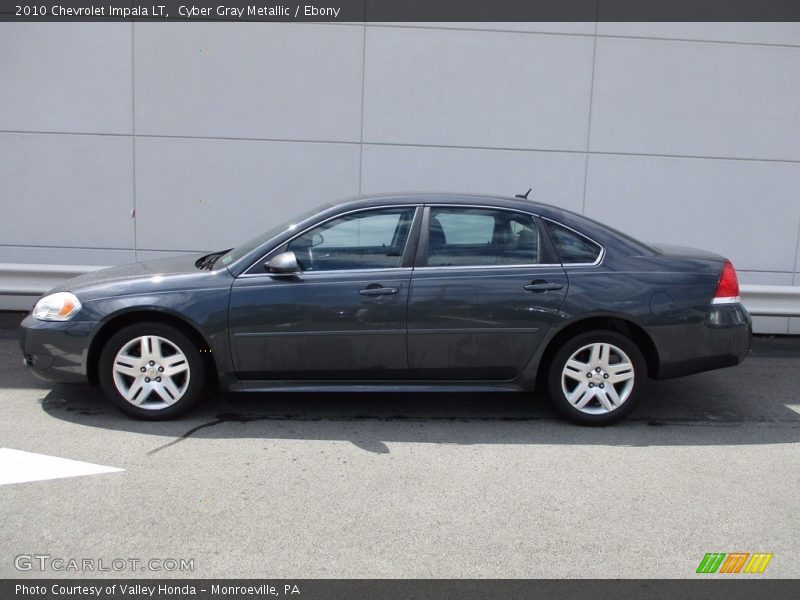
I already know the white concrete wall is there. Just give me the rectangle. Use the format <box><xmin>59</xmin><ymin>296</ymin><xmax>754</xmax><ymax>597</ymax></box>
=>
<box><xmin>1</xmin><ymin>22</ymin><xmax>799</xmax><ymax>332</ymax></box>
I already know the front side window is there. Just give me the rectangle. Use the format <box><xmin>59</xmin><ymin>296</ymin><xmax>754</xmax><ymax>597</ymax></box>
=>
<box><xmin>220</xmin><ymin>202</ymin><xmax>331</xmax><ymax>267</ymax></box>
<box><xmin>286</xmin><ymin>207</ymin><xmax>416</xmax><ymax>272</ymax></box>
<box><xmin>545</xmin><ymin>221</ymin><xmax>602</xmax><ymax>264</ymax></box>
<box><xmin>426</xmin><ymin>207</ymin><xmax>540</xmax><ymax>267</ymax></box>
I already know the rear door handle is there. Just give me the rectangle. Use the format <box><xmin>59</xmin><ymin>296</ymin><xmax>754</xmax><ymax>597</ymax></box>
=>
<box><xmin>359</xmin><ymin>286</ymin><xmax>399</xmax><ymax>296</ymax></box>
<box><xmin>524</xmin><ymin>281</ymin><xmax>563</xmax><ymax>293</ymax></box>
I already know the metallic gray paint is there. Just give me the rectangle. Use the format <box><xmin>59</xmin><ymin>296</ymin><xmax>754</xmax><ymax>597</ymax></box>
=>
<box><xmin>19</xmin><ymin>193</ymin><xmax>751</xmax><ymax>394</ymax></box>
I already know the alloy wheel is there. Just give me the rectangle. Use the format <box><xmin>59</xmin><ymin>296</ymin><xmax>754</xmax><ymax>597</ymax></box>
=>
<box><xmin>112</xmin><ymin>335</ymin><xmax>191</xmax><ymax>410</ymax></box>
<box><xmin>561</xmin><ymin>342</ymin><xmax>635</xmax><ymax>415</ymax></box>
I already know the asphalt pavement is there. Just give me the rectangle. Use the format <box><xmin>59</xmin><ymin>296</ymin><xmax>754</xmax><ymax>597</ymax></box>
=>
<box><xmin>1</xmin><ymin>312</ymin><xmax>798</xmax><ymax>578</ymax></box>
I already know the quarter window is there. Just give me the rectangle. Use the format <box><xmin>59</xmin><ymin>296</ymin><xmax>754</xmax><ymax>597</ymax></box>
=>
<box><xmin>286</xmin><ymin>207</ymin><xmax>416</xmax><ymax>272</ymax></box>
<box><xmin>545</xmin><ymin>221</ymin><xmax>602</xmax><ymax>264</ymax></box>
<box><xmin>426</xmin><ymin>208</ymin><xmax>540</xmax><ymax>267</ymax></box>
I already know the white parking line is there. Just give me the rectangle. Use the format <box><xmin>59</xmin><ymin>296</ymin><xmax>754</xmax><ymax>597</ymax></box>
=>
<box><xmin>786</xmin><ymin>404</ymin><xmax>800</xmax><ymax>415</ymax></box>
<box><xmin>0</xmin><ymin>448</ymin><xmax>123</xmax><ymax>486</ymax></box>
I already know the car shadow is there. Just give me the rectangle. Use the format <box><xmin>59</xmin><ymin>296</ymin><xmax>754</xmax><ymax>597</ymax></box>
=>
<box><xmin>4</xmin><ymin>306</ymin><xmax>795</xmax><ymax>454</ymax></box>
<box><xmin>36</xmin><ymin>357</ymin><xmax>800</xmax><ymax>453</ymax></box>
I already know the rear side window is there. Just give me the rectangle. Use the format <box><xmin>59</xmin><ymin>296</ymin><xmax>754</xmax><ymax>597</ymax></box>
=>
<box><xmin>545</xmin><ymin>221</ymin><xmax>602</xmax><ymax>264</ymax></box>
<box><xmin>427</xmin><ymin>207</ymin><xmax>540</xmax><ymax>267</ymax></box>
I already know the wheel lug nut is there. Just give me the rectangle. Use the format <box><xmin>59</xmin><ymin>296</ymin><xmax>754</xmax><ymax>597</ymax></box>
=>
<box><xmin>589</xmin><ymin>383</ymin><xmax>594</xmax><ymax>388</ymax></box>
<box><xmin>140</xmin><ymin>367</ymin><xmax>146</xmax><ymax>372</ymax></box>
<box><xmin>156</xmin><ymin>377</ymin><xmax>162</xmax><ymax>382</ymax></box>
<box><xmin>595</xmin><ymin>367</ymin><xmax>601</xmax><ymax>372</ymax></box>
<box><xmin>599</xmin><ymin>383</ymin><xmax>605</xmax><ymax>389</ymax></box>
<box><xmin>586</xmin><ymin>373</ymin><xmax>592</xmax><ymax>378</ymax></box>
<box><xmin>603</xmin><ymin>374</ymin><xmax>609</xmax><ymax>379</ymax></box>
<box><xmin>158</xmin><ymin>366</ymin><xmax>164</xmax><ymax>372</ymax></box>
<box><xmin>149</xmin><ymin>360</ymin><xmax>155</xmax><ymax>366</ymax></box>
<box><xmin>144</xmin><ymin>377</ymin><xmax>150</xmax><ymax>383</ymax></box>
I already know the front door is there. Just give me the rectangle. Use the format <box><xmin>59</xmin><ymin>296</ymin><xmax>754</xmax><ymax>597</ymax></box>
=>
<box><xmin>229</xmin><ymin>206</ymin><xmax>420</xmax><ymax>380</ymax></box>
<box><xmin>407</xmin><ymin>206</ymin><xmax>568</xmax><ymax>380</ymax></box>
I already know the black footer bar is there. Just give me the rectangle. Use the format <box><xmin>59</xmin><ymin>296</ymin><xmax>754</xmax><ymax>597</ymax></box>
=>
<box><xmin>4</xmin><ymin>579</ymin><xmax>800</xmax><ymax>600</ymax></box>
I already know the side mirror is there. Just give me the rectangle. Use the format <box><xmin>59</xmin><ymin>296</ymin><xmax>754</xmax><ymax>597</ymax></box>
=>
<box><xmin>266</xmin><ymin>251</ymin><xmax>300</xmax><ymax>274</ymax></box>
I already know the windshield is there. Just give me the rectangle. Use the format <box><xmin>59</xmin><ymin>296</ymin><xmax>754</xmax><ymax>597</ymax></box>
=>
<box><xmin>219</xmin><ymin>202</ymin><xmax>332</xmax><ymax>267</ymax></box>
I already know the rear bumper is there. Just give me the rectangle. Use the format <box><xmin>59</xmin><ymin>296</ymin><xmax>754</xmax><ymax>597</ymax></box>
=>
<box><xmin>654</xmin><ymin>303</ymin><xmax>752</xmax><ymax>379</ymax></box>
<box><xmin>19</xmin><ymin>314</ymin><xmax>96</xmax><ymax>383</ymax></box>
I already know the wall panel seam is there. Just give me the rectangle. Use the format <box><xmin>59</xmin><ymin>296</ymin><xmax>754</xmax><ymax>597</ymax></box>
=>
<box><xmin>3</xmin><ymin>130</ymin><xmax>799</xmax><ymax>165</ymax></box>
<box><xmin>357</xmin><ymin>23</ymin><xmax>800</xmax><ymax>51</ymax></box>
<box><xmin>581</xmin><ymin>14</ymin><xmax>599</xmax><ymax>214</ymax></box>
<box><xmin>358</xmin><ymin>24</ymin><xmax>367</xmax><ymax>194</ymax></box>
<box><xmin>131</xmin><ymin>21</ymin><xmax>138</xmax><ymax>263</ymax></box>
<box><xmin>792</xmin><ymin>218</ymin><xmax>800</xmax><ymax>285</ymax></box>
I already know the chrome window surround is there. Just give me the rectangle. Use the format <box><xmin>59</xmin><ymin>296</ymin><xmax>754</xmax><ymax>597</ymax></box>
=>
<box><xmin>239</xmin><ymin>204</ymin><xmax>605</xmax><ymax>277</ymax></box>
<box><xmin>411</xmin><ymin>263</ymin><xmax>563</xmax><ymax>271</ymax></box>
<box><xmin>240</xmin><ymin>205</ymin><xmax>421</xmax><ymax>278</ymax></box>
<box><xmin>415</xmin><ymin>204</ymin><xmax>556</xmax><ymax>270</ymax></box>
<box><xmin>540</xmin><ymin>216</ymin><xmax>605</xmax><ymax>268</ymax></box>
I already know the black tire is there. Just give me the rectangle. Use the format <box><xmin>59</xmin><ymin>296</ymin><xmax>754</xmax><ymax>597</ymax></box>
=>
<box><xmin>98</xmin><ymin>322</ymin><xmax>208</xmax><ymax>420</ymax></box>
<box><xmin>547</xmin><ymin>330</ymin><xmax>647</xmax><ymax>426</ymax></box>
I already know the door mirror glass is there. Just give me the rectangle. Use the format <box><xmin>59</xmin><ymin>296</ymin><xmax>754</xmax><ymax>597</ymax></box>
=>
<box><xmin>266</xmin><ymin>251</ymin><xmax>300</xmax><ymax>274</ymax></box>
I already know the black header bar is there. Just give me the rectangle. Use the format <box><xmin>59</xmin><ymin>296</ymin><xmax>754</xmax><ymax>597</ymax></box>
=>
<box><xmin>2</xmin><ymin>0</ymin><xmax>800</xmax><ymax>22</ymax></box>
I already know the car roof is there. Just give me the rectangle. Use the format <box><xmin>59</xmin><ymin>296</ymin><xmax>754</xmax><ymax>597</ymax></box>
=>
<box><xmin>328</xmin><ymin>192</ymin><xmax>564</xmax><ymax>217</ymax></box>
<box><xmin>326</xmin><ymin>192</ymin><xmax>656</xmax><ymax>258</ymax></box>
<box><xmin>224</xmin><ymin>191</ymin><xmax>656</xmax><ymax>276</ymax></box>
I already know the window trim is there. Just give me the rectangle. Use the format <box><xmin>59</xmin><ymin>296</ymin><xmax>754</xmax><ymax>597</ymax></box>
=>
<box><xmin>541</xmin><ymin>216</ymin><xmax>605</xmax><ymax>267</ymax></box>
<box><xmin>240</xmin><ymin>205</ymin><xmax>422</xmax><ymax>278</ymax></box>
<box><xmin>414</xmin><ymin>204</ymin><xmax>562</xmax><ymax>270</ymax></box>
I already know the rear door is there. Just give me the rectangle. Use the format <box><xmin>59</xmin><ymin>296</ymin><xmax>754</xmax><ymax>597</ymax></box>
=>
<box><xmin>407</xmin><ymin>205</ymin><xmax>568</xmax><ymax>380</ymax></box>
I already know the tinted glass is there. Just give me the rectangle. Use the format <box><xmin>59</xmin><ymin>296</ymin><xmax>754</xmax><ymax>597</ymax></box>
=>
<box><xmin>287</xmin><ymin>207</ymin><xmax>416</xmax><ymax>271</ymax></box>
<box><xmin>220</xmin><ymin>202</ymin><xmax>332</xmax><ymax>267</ymax></box>
<box><xmin>545</xmin><ymin>221</ymin><xmax>602</xmax><ymax>264</ymax></box>
<box><xmin>427</xmin><ymin>208</ymin><xmax>539</xmax><ymax>267</ymax></box>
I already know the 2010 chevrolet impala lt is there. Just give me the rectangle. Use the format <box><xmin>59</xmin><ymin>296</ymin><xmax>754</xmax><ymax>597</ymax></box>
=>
<box><xmin>19</xmin><ymin>194</ymin><xmax>751</xmax><ymax>425</ymax></box>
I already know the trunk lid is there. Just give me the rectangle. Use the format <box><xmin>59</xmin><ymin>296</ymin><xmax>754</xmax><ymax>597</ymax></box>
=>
<box><xmin>650</xmin><ymin>243</ymin><xmax>726</xmax><ymax>262</ymax></box>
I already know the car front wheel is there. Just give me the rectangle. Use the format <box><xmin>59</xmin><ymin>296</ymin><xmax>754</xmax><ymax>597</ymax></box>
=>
<box><xmin>547</xmin><ymin>330</ymin><xmax>647</xmax><ymax>425</ymax></box>
<box><xmin>98</xmin><ymin>322</ymin><xmax>207</xmax><ymax>420</ymax></box>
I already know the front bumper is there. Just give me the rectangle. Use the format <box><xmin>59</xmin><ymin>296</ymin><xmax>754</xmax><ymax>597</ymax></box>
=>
<box><xmin>19</xmin><ymin>314</ymin><xmax>97</xmax><ymax>383</ymax></box>
<box><xmin>654</xmin><ymin>303</ymin><xmax>752</xmax><ymax>379</ymax></box>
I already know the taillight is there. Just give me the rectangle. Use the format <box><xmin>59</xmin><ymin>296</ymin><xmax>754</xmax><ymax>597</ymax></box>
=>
<box><xmin>712</xmin><ymin>260</ymin><xmax>740</xmax><ymax>304</ymax></box>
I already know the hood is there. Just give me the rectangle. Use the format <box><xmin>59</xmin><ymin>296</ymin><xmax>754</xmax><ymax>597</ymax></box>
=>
<box><xmin>54</xmin><ymin>254</ymin><xmax>228</xmax><ymax>298</ymax></box>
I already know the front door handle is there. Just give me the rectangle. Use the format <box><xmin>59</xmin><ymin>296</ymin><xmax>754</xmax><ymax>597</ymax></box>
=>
<box><xmin>359</xmin><ymin>286</ymin><xmax>399</xmax><ymax>296</ymax></box>
<box><xmin>524</xmin><ymin>280</ymin><xmax>564</xmax><ymax>293</ymax></box>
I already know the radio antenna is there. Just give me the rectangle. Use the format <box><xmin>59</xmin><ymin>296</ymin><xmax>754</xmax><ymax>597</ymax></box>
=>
<box><xmin>515</xmin><ymin>188</ymin><xmax>532</xmax><ymax>200</ymax></box>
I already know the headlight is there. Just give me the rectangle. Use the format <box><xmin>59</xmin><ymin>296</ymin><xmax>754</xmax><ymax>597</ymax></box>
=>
<box><xmin>32</xmin><ymin>292</ymin><xmax>82</xmax><ymax>321</ymax></box>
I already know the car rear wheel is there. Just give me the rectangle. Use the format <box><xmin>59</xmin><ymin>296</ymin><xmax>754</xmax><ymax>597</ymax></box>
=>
<box><xmin>547</xmin><ymin>330</ymin><xmax>646</xmax><ymax>425</ymax></box>
<box><xmin>98</xmin><ymin>322</ymin><xmax>207</xmax><ymax>420</ymax></box>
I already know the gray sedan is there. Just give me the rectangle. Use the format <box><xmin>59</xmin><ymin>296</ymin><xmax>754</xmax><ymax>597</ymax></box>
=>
<box><xmin>19</xmin><ymin>193</ymin><xmax>751</xmax><ymax>425</ymax></box>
